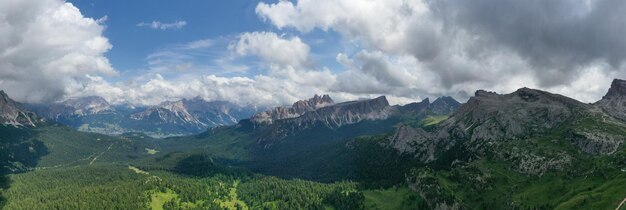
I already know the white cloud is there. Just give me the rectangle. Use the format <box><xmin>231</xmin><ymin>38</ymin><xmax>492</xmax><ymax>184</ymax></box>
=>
<box><xmin>137</xmin><ymin>20</ymin><xmax>186</xmax><ymax>30</ymax></box>
<box><xmin>0</xmin><ymin>0</ymin><xmax>116</xmax><ymax>103</ymax></box>
<box><xmin>256</xmin><ymin>0</ymin><xmax>626</xmax><ymax>103</ymax></box>
<box><xmin>230</xmin><ymin>31</ymin><xmax>310</xmax><ymax>67</ymax></box>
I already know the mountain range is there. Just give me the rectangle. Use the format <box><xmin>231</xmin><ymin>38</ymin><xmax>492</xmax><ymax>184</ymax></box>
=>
<box><xmin>23</xmin><ymin>96</ymin><xmax>259</xmax><ymax>138</ymax></box>
<box><xmin>2</xmin><ymin>79</ymin><xmax>626</xmax><ymax>209</ymax></box>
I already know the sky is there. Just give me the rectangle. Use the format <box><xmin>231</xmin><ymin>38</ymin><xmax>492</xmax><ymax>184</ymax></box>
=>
<box><xmin>1</xmin><ymin>0</ymin><xmax>626</xmax><ymax>106</ymax></box>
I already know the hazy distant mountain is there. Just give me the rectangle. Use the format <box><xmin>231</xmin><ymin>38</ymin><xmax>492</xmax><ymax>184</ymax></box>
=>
<box><xmin>25</xmin><ymin>96</ymin><xmax>259</xmax><ymax>138</ymax></box>
<box><xmin>27</xmin><ymin>96</ymin><xmax>114</xmax><ymax>121</ymax></box>
<box><xmin>131</xmin><ymin>97</ymin><xmax>259</xmax><ymax>134</ymax></box>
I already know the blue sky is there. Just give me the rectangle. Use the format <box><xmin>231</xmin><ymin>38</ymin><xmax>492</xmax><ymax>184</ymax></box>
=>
<box><xmin>67</xmin><ymin>0</ymin><xmax>346</xmax><ymax>82</ymax></box>
<box><xmin>68</xmin><ymin>0</ymin><xmax>269</xmax><ymax>73</ymax></box>
<box><xmin>2</xmin><ymin>0</ymin><xmax>625</xmax><ymax>106</ymax></box>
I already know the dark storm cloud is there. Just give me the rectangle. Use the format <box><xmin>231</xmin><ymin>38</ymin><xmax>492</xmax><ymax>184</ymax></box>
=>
<box><xmin>434</xmin><ymin>0</ymin><xmax>626</xmax><ymax>86</ymax></box>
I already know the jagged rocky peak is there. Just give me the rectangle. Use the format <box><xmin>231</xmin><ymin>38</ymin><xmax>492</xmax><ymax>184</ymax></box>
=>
<box><xmin>292</xmin><ymin>94</ymin><xmax>334</xmax><ymax>113</ymax></box>
<box><xmin>596</xmin><ymin>78</ymin><xmax>626</xmax><ymax>122</ymax></box>
<box><xmin>62</xmin><ymin>96</ymin><xmax>112</xmax><ymax>115</ymax></box>
<box><xmin>429</xmin><ymin>96</ymin><xmax>461</xmax><ymax>115</ymax></box>
<box><xmin>0</xmin><ymin>90</ymin><xmax>37</xmax><ymax>127</ymax></box>
<box><xmin>250</xmin><ymin>94</ymin><xmax>335</xmax><ymax>124</ymax></box>
<box><xmin>257</xmin><ymin>96</ymin><xmax>393</xmax><ymax>141</ymax></box>
<box><xmin>602</xmin><ymin>78</ymin><xmax>626</xmax><ymax>100</ymax></box>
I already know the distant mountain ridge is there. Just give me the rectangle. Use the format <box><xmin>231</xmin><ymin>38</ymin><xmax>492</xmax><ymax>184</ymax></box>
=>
<box><xmin>24</xmin><ymin>95</ymin><xmax>259</xmax><ymax>138</ymax></box>
<box><xmin>27</xmin><ymin>96</ymin><xmax>114</xmax><ymax>121</ymax></box>
<box><xmin>250</xmin><ymin>94</ymin><xmax>334</xmax><ymax>125</ymax></box>
<box><xmin>131</xmin><ymin>97</ymin><xmax>258</xmax><ymax>130</ymax></box>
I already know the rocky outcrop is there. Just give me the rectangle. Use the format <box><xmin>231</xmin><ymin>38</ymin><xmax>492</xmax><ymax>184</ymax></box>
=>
<box><xmin>572</xmin><ymin>130</ymin><xmax>624</xmax><ymax>155</ymax></box>
<box><xmin>0</xmin><ymin>90</ymin><xmax>38</xmax><ymax>127</ymax></box>
<box><xmin>429</xmin><ymin>96</ymin><xmax>462</xmax><ymax>115</ymax></box>
<box><xmin>596</xmin><ymin>79</ymin><xmax>626</xmax><ymax>122</ymax></box>
<box><xmin>250</xmin><ymin>94</ymin><xmax>334</xmax><ymax>125</ymax></box>
<box><xmin>286</xmin><ymin>96</ymin><xmax>392</xmax><ymax>129</ymax></box>
<box><xmin>390</xmin><ymin>125</ymin><xmax>438</xmax><ymax>161</ymax></box>
<box><xmin>496</xmin><ymin>146</ymin><xmax>573</xmax><ymax>176</ymax></box>
<box><xmin>253</xmin><ymin>96</ymin><xmax>394</xmax><ymax>142</ymax></box>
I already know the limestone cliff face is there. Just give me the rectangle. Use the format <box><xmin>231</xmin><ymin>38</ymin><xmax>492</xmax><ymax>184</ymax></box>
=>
<box><xmin>285</xmin><ymin>96</ymin><xmax>392</xmax><ymax>129</ymax></box>
<box><xmin>250</xmin><ymin>94</ymin><xmax>334</xmax><ymax>125</ymax></box>
<box><xmin>0</xmin><ymin>90</ymin><xmax>38</xmax><ymax>127</ymax></box>
<box><xmin>250</xmin><ymin>96</ymin><xmax>394</xmax><ymax>142</ymax></box>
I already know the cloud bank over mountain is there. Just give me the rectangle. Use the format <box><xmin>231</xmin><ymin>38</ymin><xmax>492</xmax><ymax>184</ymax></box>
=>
<box><xmin>1</xmin><ymin>0</ymin><xmax>625</xmax><ymax>106</ymax></box>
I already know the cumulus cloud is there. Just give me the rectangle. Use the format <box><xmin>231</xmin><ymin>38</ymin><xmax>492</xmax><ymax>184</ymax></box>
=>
<box><xmin>68</xmin><ymin>33</ymin><xmax>339</xmax><ymax>107</ymax></box>
<box><xmin>0</xmin><ymin>0</ymin><xmax>116</xmax><ymax>103</ymax></box>
<box><xmin>256</xmin><ymin>0</ymin><xmax>626</xmax><ymax>102</ymax></box>
<box><xmin>230</xmin><ymin>32</ymin><xmax>310</xmax><ymax>67</ymax></box>
<box><xmin>137</xmin><ymin>20</ymin><xmax>187</xmax><ymax>30</ymax></box>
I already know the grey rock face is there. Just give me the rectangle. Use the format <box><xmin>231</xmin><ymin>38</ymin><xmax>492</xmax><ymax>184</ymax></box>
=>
<box><xmin>391</xmin><ymin>87</ymin><xmax>591</xmax><ymax>163</ymax></box>
<box><xmin>286</xmin><ymin>96</ymin><xmax>392</xmax><ymax>129</ymax></box>
<box><xmin>255</xmin><ymin>96</ymin><xmax>394</xmax><ymax>142</ymax></box>
<box><xmin>572</xmin><ymin>130</ymin><xmax>624</xmax><ymax>155</ymax></box>
<box><xmin>250</xmin><ymin>94</ymin><xmax>334</xmax><ymax>125</ymax></box>
<box><xmin>596</xmin><ymin>79</ymin><xmax>626</xmax><ymax>122</ymax></box>
<box><xmin>390</xmin><ymin>125</ymin><xmax>437</xmax><ymax>161</ymax></box>
<box><xmin>0</xmin><ymin>90</ymin><xmax>37</xmax><ymax>127</ymax></box>
<box><xmin>429</xmin><ymin>96</ymin><xmax>462</xmax><ymax>115</ymax></box>
<box><xmin>497</xmin><ymin>146</ymin><xmax>572</xmax><ymax>176</ymax></box>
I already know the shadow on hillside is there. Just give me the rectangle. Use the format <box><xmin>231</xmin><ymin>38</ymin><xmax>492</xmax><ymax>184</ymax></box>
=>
<box><xmin>172</xmin><ymin>154</ymin><xmax>249</xmax><ymax>178</ymax></box>
<box><xmin>0</xmin><ymin>127</ymin><xmax>49</xmax><ymax>208</ymax></box>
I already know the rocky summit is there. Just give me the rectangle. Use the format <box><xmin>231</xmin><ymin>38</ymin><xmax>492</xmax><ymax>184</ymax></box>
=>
<box><xmin>0</xmin><ymin>90</ymin><xmax>38</xmax><ymax>127</ymax></box>
<box><xmin>284</xmin><ymin>96</ymin><xmax>392</xmax><ymax>129</ymax></box>
<box><xmin>250</xmin><ymin>94</ymin><xmax>334</xmax><ymax>125</ymax></box>
<box><xmin>596</xmin><ymin>78</ymin><xmax>626</xmax><ymax>122</ymax></box>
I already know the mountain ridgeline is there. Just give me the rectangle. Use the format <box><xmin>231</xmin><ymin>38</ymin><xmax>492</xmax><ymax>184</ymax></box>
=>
<box><xmin>24</xmin><ymin>96</ymin><xmax>259</xmax><ymax>137</ymax></box>
<box><xmin>2</xmin><ymin>80</ymin><xmax>626</xmax><ymax>209</ymax></box>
